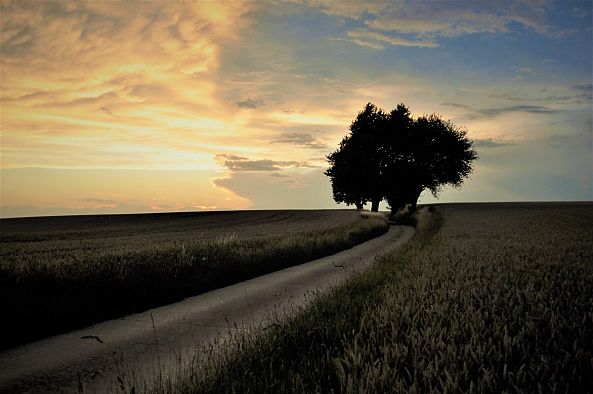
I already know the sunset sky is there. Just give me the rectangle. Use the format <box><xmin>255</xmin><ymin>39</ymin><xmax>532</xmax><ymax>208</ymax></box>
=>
<box><xmin>1</xmin><ymin>0</ymin><xmax>591</xmax><ymax>217</ymax></box>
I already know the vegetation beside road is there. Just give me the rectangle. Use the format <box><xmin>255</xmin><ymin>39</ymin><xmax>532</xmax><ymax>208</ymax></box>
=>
<box><xmin>0</xmin><ymin>210</ymin><xmax>388</xmax><ymax>350</ymax></box>
<box><xmin>167</xmin><ymin>203</ymin><xmax>592</xmax><ymax>393</ymax></box>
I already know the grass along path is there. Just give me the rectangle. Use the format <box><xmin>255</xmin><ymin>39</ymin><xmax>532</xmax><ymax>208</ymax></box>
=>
<box><xmin>0</xmin><ymin>210</ymin><xmax>388</xmax><ymax>350</ymax></box>
<box><xmin>164</xmin><ymin>203</ymin><xmax>592</xmax><ymax>393</ymax></box>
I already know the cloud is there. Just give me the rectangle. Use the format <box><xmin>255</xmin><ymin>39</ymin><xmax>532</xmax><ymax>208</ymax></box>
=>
<box><xmin>305</xmin><ymin>1</ymin><xmax>569</xmax><ymax>52</ymax></box>
<box><xmin>511</xmin><ymin>66</ymin><xmax>534</xmax><ymax>80</ymax></box>
<box><xmin>0</xmin><ymin>1</ymin><xmax>253</xmax><ymax>169</ymax></box>
<box><xmin>212</xmin><ymin>169</ymin><xmax>338</xmax><ymax>209</ymax></box>
<box><xmin>278</xmin><ymin>0</ymin><xmax>570</xmax><ymax>56</ymax></box>
<box><xmin>301</xmin><ymin>0</ymin><xmax>561</xmax><ymax>41</ymax></box>
<box><xmin>215</xmin><ymin>153</ymin><xmax>314</xmax><ymax>172</ymax></box>
<box><xmin>297</xmin><ymin>0</ymin><xmax>391</xmax><ymax>19</ymax></box>
<box><xmin>443</xmin><ymin>101</ymin><xmax>560</xmax><ymax>119</ymax></box>
<box><xmin>216</xmin><ymin>153</ymin><xmax>249</xmax><ymax>162</ymax></box>
<box><xmin>337</xmin><ymin>36</ymin><xmax>385</xmax><ymax>50</ymax></box>
<box><xmin>236</xmin><ymin>98</ymin><xmax>264</xmax><ymax>108</ymax></box>
<box><xmin>486</xmin><ymin>84</ymin><xmax>593</xmax><ymax>105</ymax></box>
<box><xmin>306</xmin><ymin>0</ymin><xmax>567</xmax><ymax>52</ymax></box>
<box><xmin>223</xmin><ymin>159</ymin><xmax>309</xmax><ymax>172</ymax></box>
<box><xmin>80</xmin><ymin>197</ymin><xmax>120</xmax><ymax>209</ymax></box>
<box><xmin>345</xmin><ymin>28</ymin><xmax>438</xmax><ymax>49</ymax></box>
<box><xmin>441</xmin><ymin>102</ymin><xmax>472</xmax><ymax>109</ymax></box>
<box><xmin>100</xmin><ymin>106</ymin><xmax>118</xmax><ymax>117</ymax></box>
<box><xmin>572</xmin><ymin>84</ymin><xmax>592</xmax><ymax>102</ymax></box>
<box><xmin>271</xmin><ymin>132</ymin><xmax>328</xmax><ymax>149</ymax></box>
<box><xmin>515</xmin><ymin>67</ymin><xmax>532</xmax><ymax>74</ymax></box>
<box><xmin>473</xmin><ymin>138</ymin><xmax>515</xmax><ymax>149</ymax></box>
<box><xmin>364</xmin><ymin>1</ymin><xmax>560</xmax><ymax>38</ymax></box>
<box><xmin>270</xmin><ymin>172</ymin><xmax>288</xmax><ymax>178</ymax></box>
<box><xmin>470</xmin><ymin>105</ymin><xmax>560</xmax><ymax>119</ymax></box>
<box><xmin>1</xmin><ymin>2</ymin><xmax>247</xmax><ymax>80</ymax></box>
<box><xmin>572</xmin><ymin>7</ymin><xmax>589</xmax><ymax>18</ymax></box>
<box><xmin>81</xmin><ymin>197</ymin><xmax>119</xmax><ymax>204</ymax></box>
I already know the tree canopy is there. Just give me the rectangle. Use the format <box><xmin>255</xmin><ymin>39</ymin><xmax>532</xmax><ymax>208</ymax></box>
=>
<box><xmin>325</xmin><ymin>103</ymin><xmax>385</xmax><ymax>210</ymax></box>
<box><xmin>325</xmin><ymin>102</ymin><xmax>478</xmax><ymax>212</ymax></box>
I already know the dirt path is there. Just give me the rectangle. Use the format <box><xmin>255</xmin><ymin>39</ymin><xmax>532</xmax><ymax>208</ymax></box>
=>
<box><xmin>0</xmin><ymin>225</ymin><xmax>414</xmax><ymax>393</ymax></box>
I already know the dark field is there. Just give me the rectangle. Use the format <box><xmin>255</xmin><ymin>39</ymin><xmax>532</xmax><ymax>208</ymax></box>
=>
<box><xmin>1</xmin><ymin>209</ymin><xmax>365</xmax><ymax>245</ymax></box>
<box><xmin>176</xmin><ymin>202</ymin><xmax>593</xmax><ymax>394</ymax></box>
<box><xmin>0</xmin><ymin>210</ymin><xmax>388</xmax><ymax>350</ymax></box>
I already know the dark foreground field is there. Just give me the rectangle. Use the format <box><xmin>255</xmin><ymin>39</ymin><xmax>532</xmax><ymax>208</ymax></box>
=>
<box><xmin>167</xmin><ymin>202</ymin><xmax>593</xmax><ymax>394</ymax></box>
<box><xmin>0</xmin><ymin>210</ymin><xmax>388</xmax><ymax>350</ymax></box>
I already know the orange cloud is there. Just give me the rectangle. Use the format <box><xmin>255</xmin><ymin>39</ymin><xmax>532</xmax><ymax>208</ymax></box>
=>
<box><xmin>1</xmin><ymin>1</ymin><xmax>252</xmax><ymax>169</ymax></box>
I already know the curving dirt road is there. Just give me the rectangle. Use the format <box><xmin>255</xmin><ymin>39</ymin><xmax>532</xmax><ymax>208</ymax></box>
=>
<box><xmin>0</xmin><ymin>225</ymin><xmax>414</xmax><ymax>393</ymax></box>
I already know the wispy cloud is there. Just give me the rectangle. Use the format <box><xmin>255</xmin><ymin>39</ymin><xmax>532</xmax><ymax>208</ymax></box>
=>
<box><xmin>441</xmin><ymin>102</ymin><xmax>472</xmax><ymax>109</ymax></box>
<box><xmin>236</xmin><ymin>98</ymin><xmax>264</xmax><ymax>109</ymax></box>
<box><xmin>81</xmin><ymin>197</ymin><xmax>119</xmax><ymax>205</ymax></box>
<box><xmin>0</xmin><ymin>1</ymin><xmax>252</xmax><ymax>169</ymax></box>
<box><xmin>572</xmin><ymin>84</ymin><xmax>592</xmax><ymax>102</ymax></box>
<box><xmin>215</xmin><ymin>154</ymin><xmax>314</xmax><ymax>172</ymax></box>
<box><xmin>100</xmin><ymin>106</ymin><xmax>119</xmax><ymax>117</ymax></box>
<box><xmin>486</xmin><ymin>84</ymin><xmax>593</xmax><ymax>105</ymax></box>
<box><xmin>471</xmin><ymin>105</ymin><xmax>560</xmax><ymax>119</ymax></box>
<box><xmin>572</xmin><ymin>7</ymin><xmax>589</xmax><ymax>18</ymax></box>
<box><xmin>473</xmin><ymin>138</ymin><xmax>515</xmax><ymax>149</ymax></box>
<box><xmin>312</xmin><ymin>0</ymin><xmax>568</xmax><ymax>51</ymax></box>
<box><xmin>296</xmin><ymin>0</ymin><xmax>391</xmax><ymax>19</ymax></box>
<box><xmin>365</xmin><ymin>1</ymin><xmax>561</xmax><ymax>38</ymax></box>
<box><xmin>443</xmin><ymin>102</ymin><xmax>560</xmax><ymax>119</ymax></box>
<box><xmin>345</xmin><ymin>28</ymin><xmax>438</xmax><ymax>49</ymax></box>
<box><xmin>271</xmin><ymin>132</ymin><xmax>328</xmax><ymax>150</ymax></box>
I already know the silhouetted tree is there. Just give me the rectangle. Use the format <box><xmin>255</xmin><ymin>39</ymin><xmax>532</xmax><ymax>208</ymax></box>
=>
<box><xmin>398</xmin><ymin>114</ymin><xmax>477</xmax><ymax>211</ymax></box>
<box><xmin>382</xmin><ymin>104</ymin><xmax>416</xmax><ymax>212</ymax></box>
<box><xmin>326</xmin><ymin>102</ymin><xmax>477</xmax><ymax>212</ymax></box>
<box><xmin>325</xmin><ymin>103</ymin><xmax>386</xmax><ymax>211</ymax></box>
<box><xmin>325</xmin><ymin>136</ymin><xmax>367</xmax><ymax>209</ymax></box>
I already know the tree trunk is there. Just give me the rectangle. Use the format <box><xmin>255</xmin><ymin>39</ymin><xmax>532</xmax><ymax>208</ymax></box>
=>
<box><xmin>355</xmin><ymin>202</ymin><xmax>363</xmax><ymax>210</ymax></box>
<box><xmin>409</xmin><ymin>189</ymin><xmax>423</xmax><ymax>212</ymax></box>
<box><xmin>371</xmin><ymin>199</ymin><xmax>380</xmax><ymax>212</ymax></box>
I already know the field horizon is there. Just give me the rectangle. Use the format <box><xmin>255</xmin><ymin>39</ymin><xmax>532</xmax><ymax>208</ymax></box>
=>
<box><xmin>3</xmin><ymin>200</ymin><xmax>593</xmax><ymax>221</ymax></box>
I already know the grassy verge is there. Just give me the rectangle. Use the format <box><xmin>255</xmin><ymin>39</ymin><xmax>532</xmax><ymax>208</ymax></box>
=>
<box><xmin>0</xmin><ymin>212</ymin><xmax>388</xmax><ymax>350</ymax></box>
<box><xmin>167</xmin><ymin>203</ymin><xmax>592</xmax><ymax>393</ymax></box>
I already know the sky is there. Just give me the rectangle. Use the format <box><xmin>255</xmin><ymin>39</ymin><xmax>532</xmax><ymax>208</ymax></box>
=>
<box><xmin>1</xmin><ymin>0</ymin><xmax>591</xmax><ymax>218</ymax></box>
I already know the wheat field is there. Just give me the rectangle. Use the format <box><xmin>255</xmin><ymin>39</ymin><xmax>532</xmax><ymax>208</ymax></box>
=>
<box><xmin>176</xmin><ymin>203</ymin><xmax>592</xmax><ymax>394</ymax></box>
<box><xmin>0</xmin><ymin>210</ymin><xmax>388</xmax><ymax>350</ymax></box>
